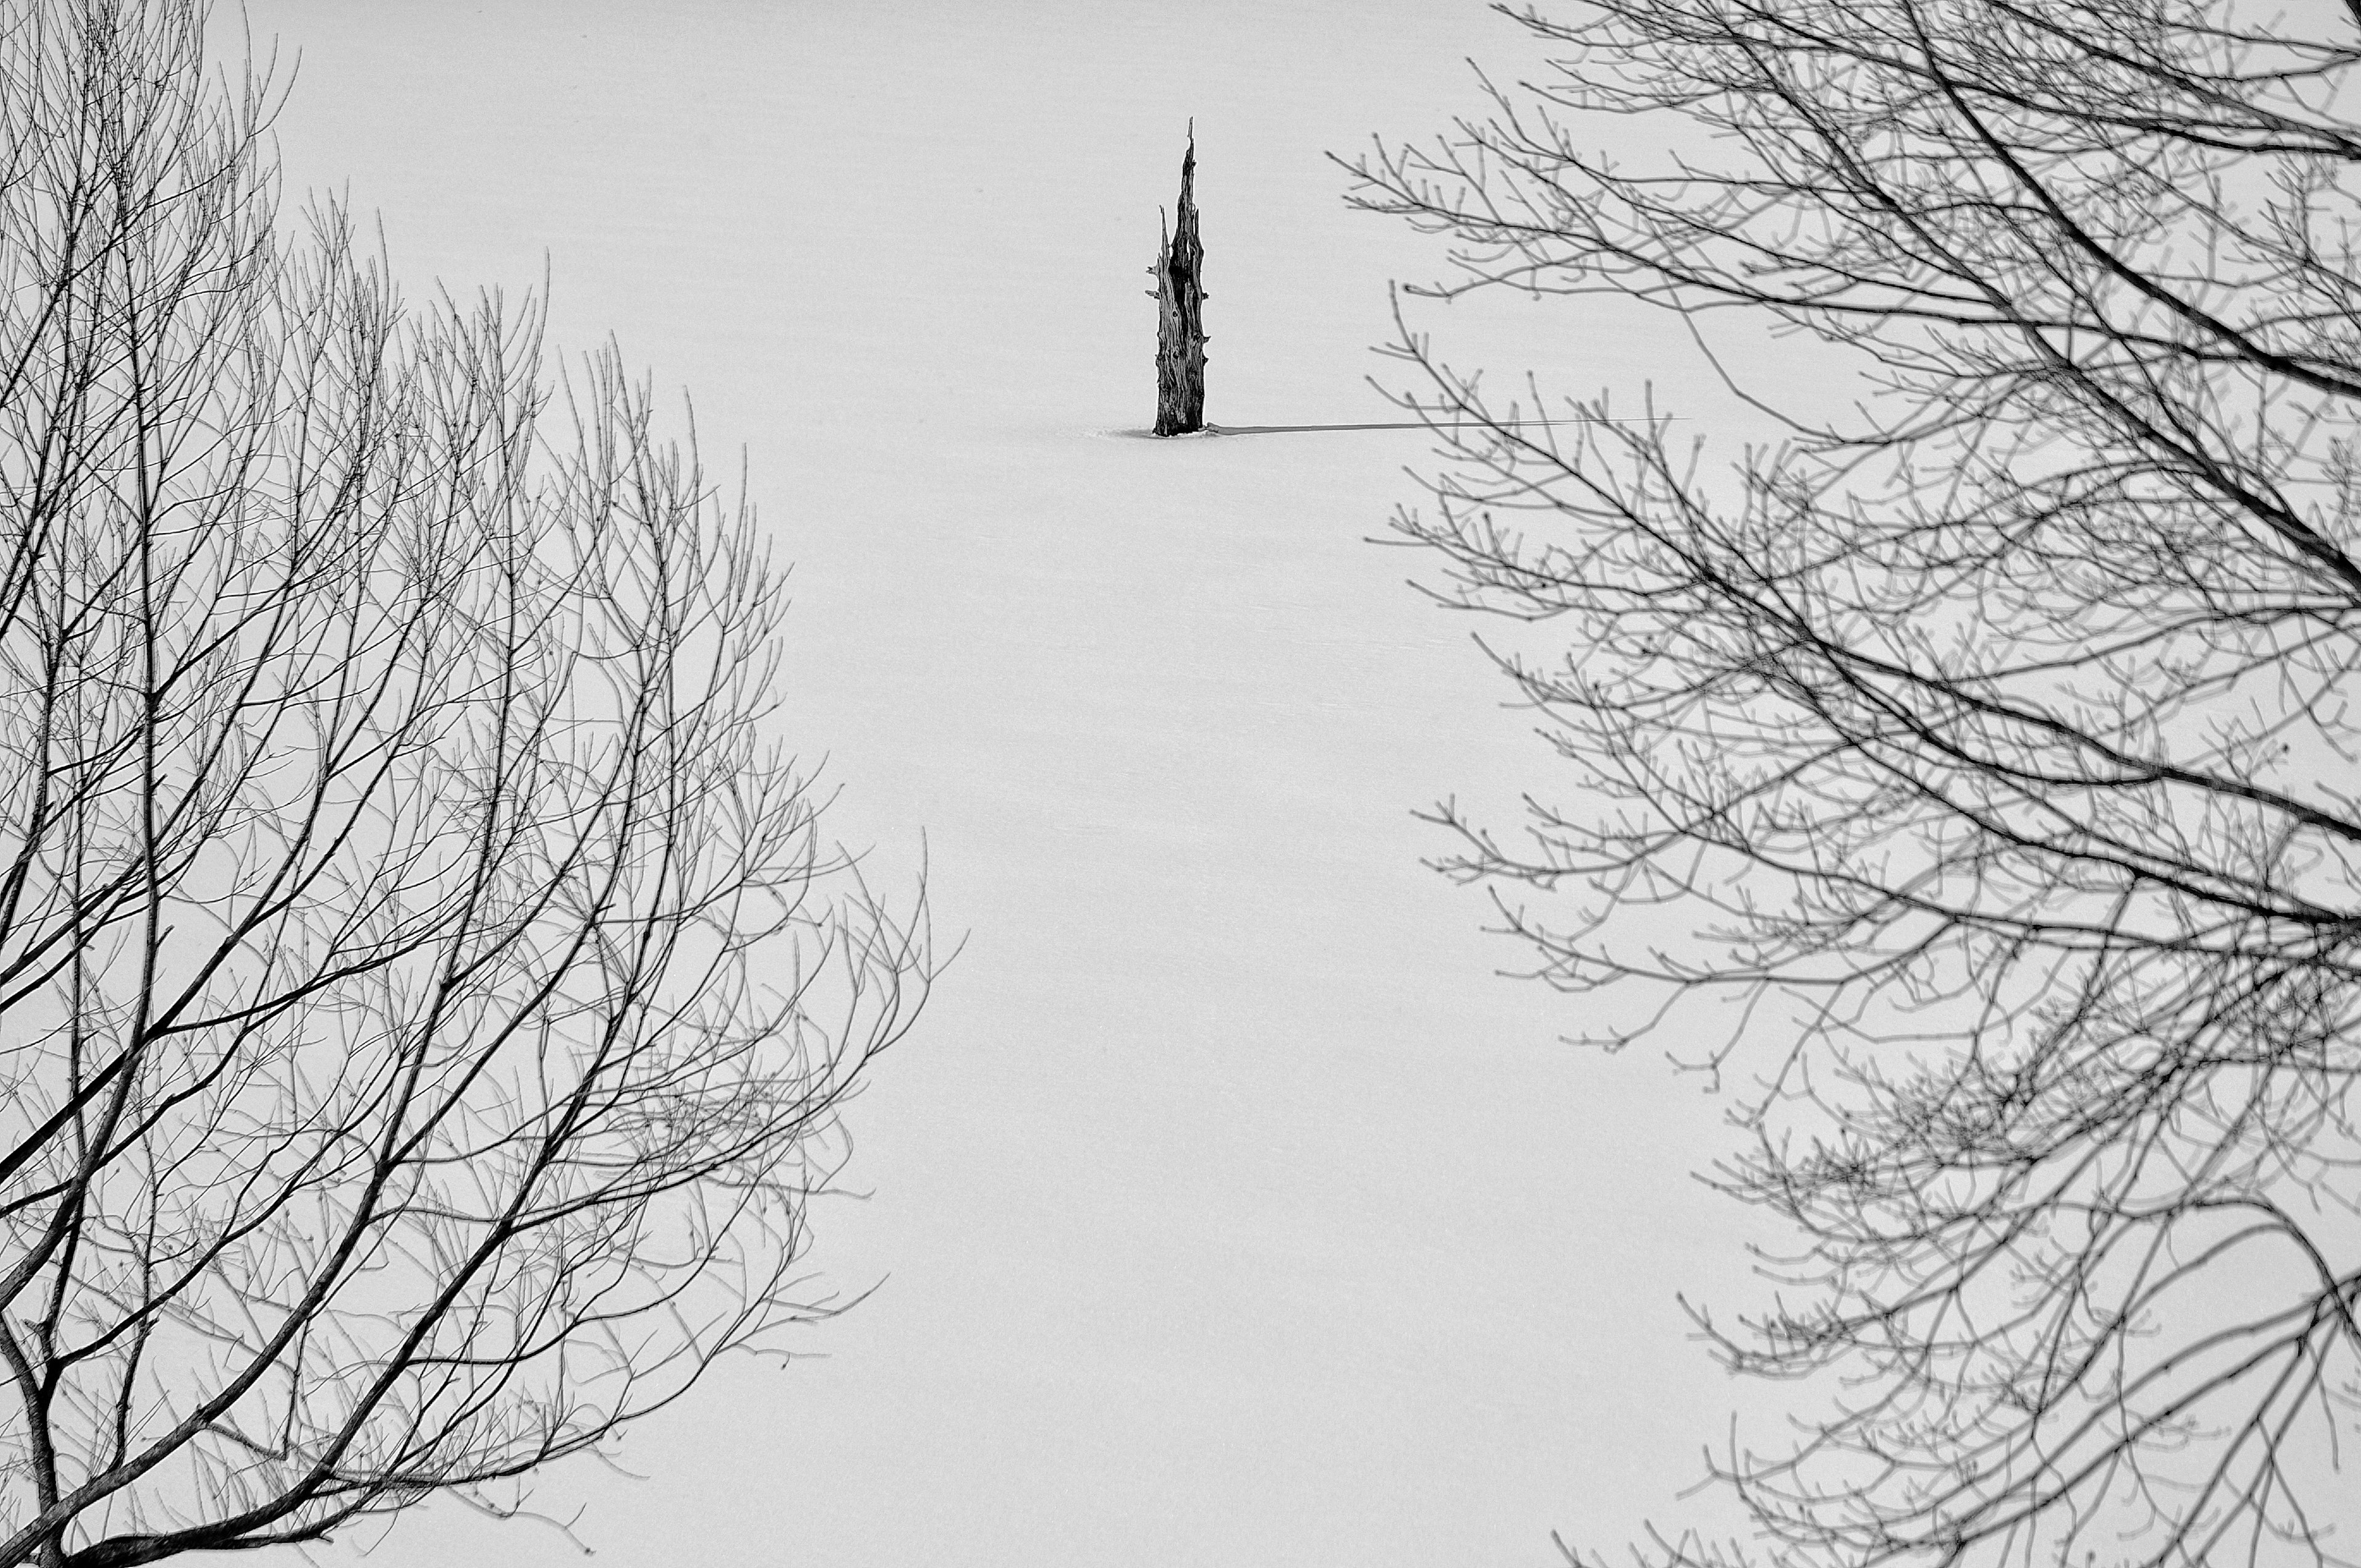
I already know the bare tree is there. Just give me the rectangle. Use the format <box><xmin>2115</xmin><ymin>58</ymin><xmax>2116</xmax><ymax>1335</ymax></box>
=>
<box><xmin>0</xmin><ymin>3</ymin><xmax>931</xmax><ymax>1563</ymax></box>
<box><xmin>1343</xmin><ymin>3</ymin><xmax>2361</xmax><ymax>1567</ymax></box>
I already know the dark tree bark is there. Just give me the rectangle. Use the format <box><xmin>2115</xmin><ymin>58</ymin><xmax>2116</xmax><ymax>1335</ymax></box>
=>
<box><xmin>1151</xmin><ymin>131</ymin><xmax>1207</xmax><ymax>435</ymax></box>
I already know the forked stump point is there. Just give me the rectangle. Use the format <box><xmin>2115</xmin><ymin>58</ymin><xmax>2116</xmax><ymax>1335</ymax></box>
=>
<box><xmin>1150</xmin><ymin>129</ymin><xmax>1206</xmax><ymax>435</ymax></box>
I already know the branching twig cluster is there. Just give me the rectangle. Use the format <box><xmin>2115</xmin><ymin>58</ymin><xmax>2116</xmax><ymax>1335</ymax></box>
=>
<box><xmin>1345</xmin><ymin>4</ymin><xmax>2361</xmax><ymax>1567</ymax></box>
<box><xmin>0</xmin><ymin>5</ymin><xmax>931</xmax><ymax>1564</ymax></box>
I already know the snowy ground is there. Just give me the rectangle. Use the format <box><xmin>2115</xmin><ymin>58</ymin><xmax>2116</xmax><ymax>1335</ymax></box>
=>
<box><xmin>247</xmin><ymin>4</ymin><xmax>1797</xmax><ymax>1564</ymax></box>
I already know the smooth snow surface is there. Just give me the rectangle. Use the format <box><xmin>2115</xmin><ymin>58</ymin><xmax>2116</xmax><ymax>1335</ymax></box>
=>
<box><xmin>247</xmin><ymin>3</ymin><xmax>1797</xmax><ymax>1564</ymax></box>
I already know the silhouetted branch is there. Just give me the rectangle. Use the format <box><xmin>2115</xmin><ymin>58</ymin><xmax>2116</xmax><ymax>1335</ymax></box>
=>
<box><xmin>1345</xmin><ymin>2</ymin><xmax>2361</xmax><ymax>1566</ymax></box>
<box><xmin>0</xmin><ymin>5</ymin><xmax>933</xmax><ymax>1563</ymax></box>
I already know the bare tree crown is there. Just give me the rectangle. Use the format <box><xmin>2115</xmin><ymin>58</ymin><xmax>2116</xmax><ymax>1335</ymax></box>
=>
<box><xmin>0</xmin><ymin>4</ymin><xmax>930</xmax><ymax>1564</ymax></box>
<box><xmin>1345</xmin><ymin>2</ymin><xmax>2361</xmax><ymax>1566</ymax></box>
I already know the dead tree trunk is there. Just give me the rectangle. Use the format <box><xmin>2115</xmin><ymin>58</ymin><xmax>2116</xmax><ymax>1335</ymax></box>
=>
<box><xmin>1151</xmin><ymin>131</ymin><xmax>1206</xmax><ymax>435</ymax></box>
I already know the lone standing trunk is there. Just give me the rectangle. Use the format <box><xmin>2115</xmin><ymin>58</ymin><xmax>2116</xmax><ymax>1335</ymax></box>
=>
<box><xmin>1152</xmin><ymin>130</ymin><xmax>1206</xmax><ymax>435</ymax></box>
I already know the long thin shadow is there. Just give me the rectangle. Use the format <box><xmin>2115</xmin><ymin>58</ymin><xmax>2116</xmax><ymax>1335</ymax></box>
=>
<box><xmin>1106</xmin><ymin>417</ymin><xmax>1679</xmax><ymax>440</ymax></box>
<box><xmin>1208</xmin><ymin>417</ymin><xmax>1669</xmax><ymax>435</ymax></box>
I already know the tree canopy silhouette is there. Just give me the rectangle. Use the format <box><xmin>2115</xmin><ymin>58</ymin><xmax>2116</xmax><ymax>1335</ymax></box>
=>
<box><xmin>0</xmin><ymin>4</ymin><xmax>930</xmax><ymax>1562</ymax></box>
<box><xmin>1346</xmin><ymin>2</ymin><xmax>2361</xmax><ymax>1566</ymax></box>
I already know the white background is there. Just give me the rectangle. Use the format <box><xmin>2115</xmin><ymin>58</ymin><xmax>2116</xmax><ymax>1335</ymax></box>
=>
<box><xmin>238</xmin><ymin>4</ymin><xmax>1797</xmax><ymax>1564</ymax></box>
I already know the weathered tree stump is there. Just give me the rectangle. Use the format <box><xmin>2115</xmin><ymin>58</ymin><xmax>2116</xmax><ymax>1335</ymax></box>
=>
<box><xmin>1150</xmin><ymin>130</ymin><xmax>1206</xmax><ymax>435</ymax></box>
